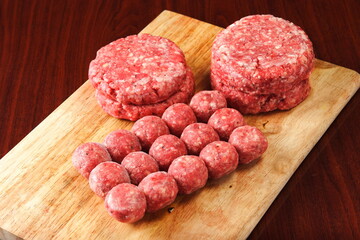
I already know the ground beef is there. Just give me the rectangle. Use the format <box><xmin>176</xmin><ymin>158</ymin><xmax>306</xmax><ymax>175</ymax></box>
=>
<box><xmin>228</xmin><ymin>125</ymin><xmax>268</xmax><ymax>164</ymax></box>
<box><xmin>208</xmin><ymin>108</ymin><xmax>246</xmax><ymax>140</ymax></box>
<box><xmin>189</xmin><ymin>90</ymin><xmax>227</xmax><ymax>122</ymax></box>
<box><xmin>95</xmin><ymin>67</ymin><xmax>195</xmax><ymax>121</ymax></box>
<box><xmin>149</xmin><ymin>134</ymin><xmax>187</xmax><ymax>170</ymax></box>
<box><xmin>105</xmin><ymin>183</ymin><xmax>147</xmax><ymax>223</ymax></box>
<box><xmin>89</xmin><ymin>34</ymin><xmax>187</xmax><ymax>105</ymax></box>
<box><xmin>211</xmin><ymin>15</ymin><xmax>314</xmax><ymax>114</ymax></box>
<box><xmin>88</xmin><ymin>162</ymin><xmax>130</xmax><ymax>198</ymax></box>
<box><xmin>104</xmin><ymin>129</ymin><xmax>141</xmax><ymax>163</ymax></box>
<box><xmin>168</xmin><ymin>155</ymin><xmax>208</xmax><ymax>194</ymax></box>
<box><xmin>121</xmin><ymin>151</ymin><xmax>159</xmax><ymax>185</ymax></box>
<box><xmin>211</xmin><ymin>74</ymin><xmax>311</xmax><ymax>114</ymax></box>
<box><xmin>161</xmin><ymin>103</ymin><xmax>197</xmax><ymax>136</ymax></box>
<box><xmin>199</xmin><ymin>141</ymin><xmax>239</xmax><ymax>179</ymax></box>
<box><xmin>131</xmin><ymin>115</ymin><xmax>170</xmax><ymax>151</ymax></box>
<box><xmin>180</xmin><ymin>123</ymin><xmax>220</xmax><ymax>155</ymax></box>
<box><xmin>72</xmin><ymin>142</ymin><xmax>111</xmax><ymax>179</ymax></box>
<box><xmin>138</xmin><ymin>171</ymin><xmax>178</xmax><ymax>212</ymax></box>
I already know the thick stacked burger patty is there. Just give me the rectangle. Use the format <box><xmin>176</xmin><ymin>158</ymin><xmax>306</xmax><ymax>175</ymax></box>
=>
<box><xmin>89</xmin><ymin>34</ymin><xmax>194</xmax><ymax>120</ymax></box>
<box><xmin>211</xmin><ymin>15</ymin><xmax>314</xmax><ymax>114</ymax></box>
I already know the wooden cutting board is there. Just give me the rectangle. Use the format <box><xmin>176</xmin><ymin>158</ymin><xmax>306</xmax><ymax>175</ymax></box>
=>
<box><xmin>0</xmin><ymin>10</ymin><xmax>359</xmax><ymax>240</ymax></box>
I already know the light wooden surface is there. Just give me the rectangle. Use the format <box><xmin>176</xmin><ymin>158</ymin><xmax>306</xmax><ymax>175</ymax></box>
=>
<box><xmin>0</xmin><ymin>10</ymin><xmax>359</xmax><ymax>240</ymax></box>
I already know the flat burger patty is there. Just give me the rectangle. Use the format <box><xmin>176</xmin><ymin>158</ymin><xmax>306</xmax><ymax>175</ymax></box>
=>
<box><xmin>211</xmin><ymin>15</ymin><xmax>314</xmax><ymax>94</ymax></box>
<box><xmin>89</xmin><ymin>34</ymin><xmax>187</xmax><ymax>105</ymax></box>
<box><xmin>96</xmin><ymin>67</ymin><xmax>195</xmax><ymax>121</ymax></box>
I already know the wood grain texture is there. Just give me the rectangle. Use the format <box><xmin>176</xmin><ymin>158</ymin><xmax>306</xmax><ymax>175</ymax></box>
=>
<box><xmin>0</xmin><ymin>10</ymin><xmax>359</xmax><ymax>240</ymax></box>
<box><xmin>0</xmin><ymin>0</ymin><xmax>359</xmax><ymax>239</ymax></box>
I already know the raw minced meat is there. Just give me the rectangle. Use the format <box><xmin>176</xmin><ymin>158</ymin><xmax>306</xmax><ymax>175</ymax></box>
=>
<box><xmin>211</xmin><ymin>15</ymin><xmax>314</xmax><ymax>114</ymax></box>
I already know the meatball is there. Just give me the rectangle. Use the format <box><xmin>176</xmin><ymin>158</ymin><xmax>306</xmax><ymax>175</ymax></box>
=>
<box><xmin>89</xmin><ymin>162</ymin><xmax>130</xmax><ymax>198</ymax></box>
<box><xmin>105</xmin><ymin>183</ymin><xmax>147</xmax><ymax>223</ymax></box>
<box><xmin>121</xmin><ymin>151</ymin><xmax>159</xmax><ymax>185</ymax></box>
<box><xmin>149</xmin><ymin>134</ymin><xmax>187</xmax><ymax>170</ymax></box>
<box><xmin>168</xmin><ymin>155</ymin><xmax>208</xmax><ymax>194</ymax></box>
<box><xmin>180</xmin><ymin>123</ymin><xmax>219</xmax><ymax>155</ymax></box>
<box><xmin>199</xmin><ymin>141</ymin><xmax>239</xmax><ymax>179</ymax></box>
<box><xmin>189</xmin><ymin>90</ymin><xmax>227</xmax><ymax>122</ymax></box>
<box><xmin>104</xmin><ymin>129</ymin><xmax>141</xmax><ymax>163</ymax></box>
<box><xmin>161</xmin><ymin>103</ymin><xmax>197</xmax><ymax>136</ymax></box>
<box><xmin>208</xmin><ymin>108</ymin><xmax>245</xmax><ymax>140</ymax></box>
<box><xmin>138</xmin><ymin>172</ymin><xmax>178</xmax><ymax>212</ymax></box>
<box><xmin>72</xmin><ymin>142</ymin><xmax>111</xmax><ymax>179</ymax></box>
<box><xmin>228</xmin><ymin>125</ymin><xmax>268</xmax><ymax>164</ymax></box>
<box><xmin>131</xmin><ymin>116</ymin><xmax>169</xmax><ymax>151</ymax></box>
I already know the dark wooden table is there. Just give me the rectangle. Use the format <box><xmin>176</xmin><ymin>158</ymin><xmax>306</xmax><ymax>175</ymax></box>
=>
<box><xmin>1</xmin><ymin>0</ymin><xmax>359</xmax><ymax>239</ymax></box>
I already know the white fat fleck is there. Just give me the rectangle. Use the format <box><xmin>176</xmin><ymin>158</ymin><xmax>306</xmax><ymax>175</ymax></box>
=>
<box><xmin>135</xmin><ymin>77</ymin><xmax>150</xmax><ymax>85</ymax></box>
<box><xmin>221</xmin><ymin>54</ymin><xmax>229</xmax><ymax>61</ymax></box>
<box><xmin>141</xmin><ymin>62</ymin><xmax>156</xmax><ymax>68</ymax></box>
<box><xmin>152</xmin><ymin>75</ymin><xmax>172</xmax><ymax>83</ymax></box>
<box><xmin>209</xmin><ymin>102</ymin><xmax>217</xmax><ymax>108</ymax></box>
<box><xmin>236</xmin><ymin>61</ymin><xmax>248</xmax><ymax>67</ymax></box>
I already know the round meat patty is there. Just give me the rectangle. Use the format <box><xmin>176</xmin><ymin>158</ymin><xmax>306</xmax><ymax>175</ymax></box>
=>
<box><xmin>131</xmin><ymin>115</ymin><xmax>170</xmax><ymax>151</ymax></box>
<box><xmin>149</xmin><ymin>134</ymin><xmax>187</xmax><ymax>170</ymax></box>
<box><xmin>199</xmin><ymin>141</ymin><xmax>239</xmax><ymax>179</ymax></box>
<box><xmin>138</xmin><ymin>171</ymin><xmax>178</xmax><ymax>212</ymax></box>
<box><xmin>161</xmin><ymin>103</ymin><xmax>197</xmax><ymax>136</ymax></box>
<box><xmin>104</xmin><ymin>129</ymin><xmax>141</xmax><ymax>163</ymax></box>
<box><xmin>211</xmin><ymin>14</ymin><xmax>314</xmax><ymax>114</ymax></box>
<box><xmin>180</xmin><ymin>123</ymin><xmax>220</xmax><ymax>155</ymax></box>
<box><xmin>89</xmin><ymin>34</ymin><xmax>187</xmax><ymax>105</ymax></box>
<box><xmin>228</xmin><ymin>125</ymin><xmax>268</xmax><ymax>164</ymax></box>
<box><xmin>208</xmin><ymin>108</ymin><xmax>246</xmax><ymax>140</ymax></box>
<box><xmin>72</xmin><ymin>142</ymin><xmax>112</xmax><ymax>179</ymax></box>
<box><xmin>89</xmin><ymin>162</ymin><xmax>130</xmax><ymax>198</ymax></box>
<box><xmin>121</xmin><ymin>151</ymin><xmax>159</xmax><ymax>185</ymax></box>
<box><xmin>105</xmin><ymin>183</ymin><xmax>147</xmax><ymax>223</ymax></box>
<box><xmin>189</xmin><ymin>90</ymin><xmax>227</xmax><ymax>122</ymax></box>
<box><xmin>168</xmin><ymin>155</ymin><xmax>208</xmax><ymax>194</ymax></box>
<box><xmin>96</xmin><ymin>67</ymin><xmax>194</xmax><ymax>121</ymax></box>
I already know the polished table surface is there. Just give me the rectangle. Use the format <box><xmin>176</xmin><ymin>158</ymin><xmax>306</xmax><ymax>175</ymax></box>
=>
<box><xmin>0</xmin><ymin>0</ymin><xmax>359</xmax><ymax>239</ymax></box>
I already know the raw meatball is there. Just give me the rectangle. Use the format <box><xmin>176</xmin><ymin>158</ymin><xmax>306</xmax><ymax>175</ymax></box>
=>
<box><xmin>131</xmin><ymin>116</ymin><xmax>170</xmax><ymax>151</ymax></box>
<box><xmin>72</xmin><ymin>142</ymin><xmax>111</xmax><ymax>179</ymax></box>
<box><xmin>105</xmin><ymin>183</ymin><xmax>147</xmax><ymax>223</ymax></box>
<box><xmin>168</xmin><ymin>155</ymin><xmax>208</xmax><ymax>194</ymax></box>
<box><xmin>138</xmin><ymin>171</ymin><xmax>178</xmax><ymax>212</ymax></box>
<box><xmin>89</xmin><ymin>162</ymin><xmax>130</xmax><ymax>198</ymax></box>
<box><xmin>199</xmin><ymin>141</ymin><xmax>239</xmax><ymax>179</ymax></box>
<box><xmin>161</xmin><ymin>103</ymin><xmax>197</xmax><ymax>136</ymax></box>
<box><xmin>104</xmin><ymin>129</ymin><xmax>141</xmax><ymax>163</ymax></box>
<box><xmin>208</xmin><ymin>108</ymin><xmax>246</xmax><ymax>140</ymax></box>
<box><xmin>180</xmin><ymin>123</ymin><xmax>220</xmax><ymax>155</ymax></box>
<box><xmin>228</xmin><ymin>125</ymin><xmax>268</xmax><ymax>164</ymax></box>
<box><xmin>189</xmin><ymin>90</ymin><xmax>227</xmax><ymax>122</ymax></box>
<box><xmin>149</xmin><ymin>134</ymin><xmax>187</xmax><ymax>170</ymax></box>
<box><xmin>121</xmin><ymin>151</ymin><xmax>159</xmax><ymax>185</ymax></box>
